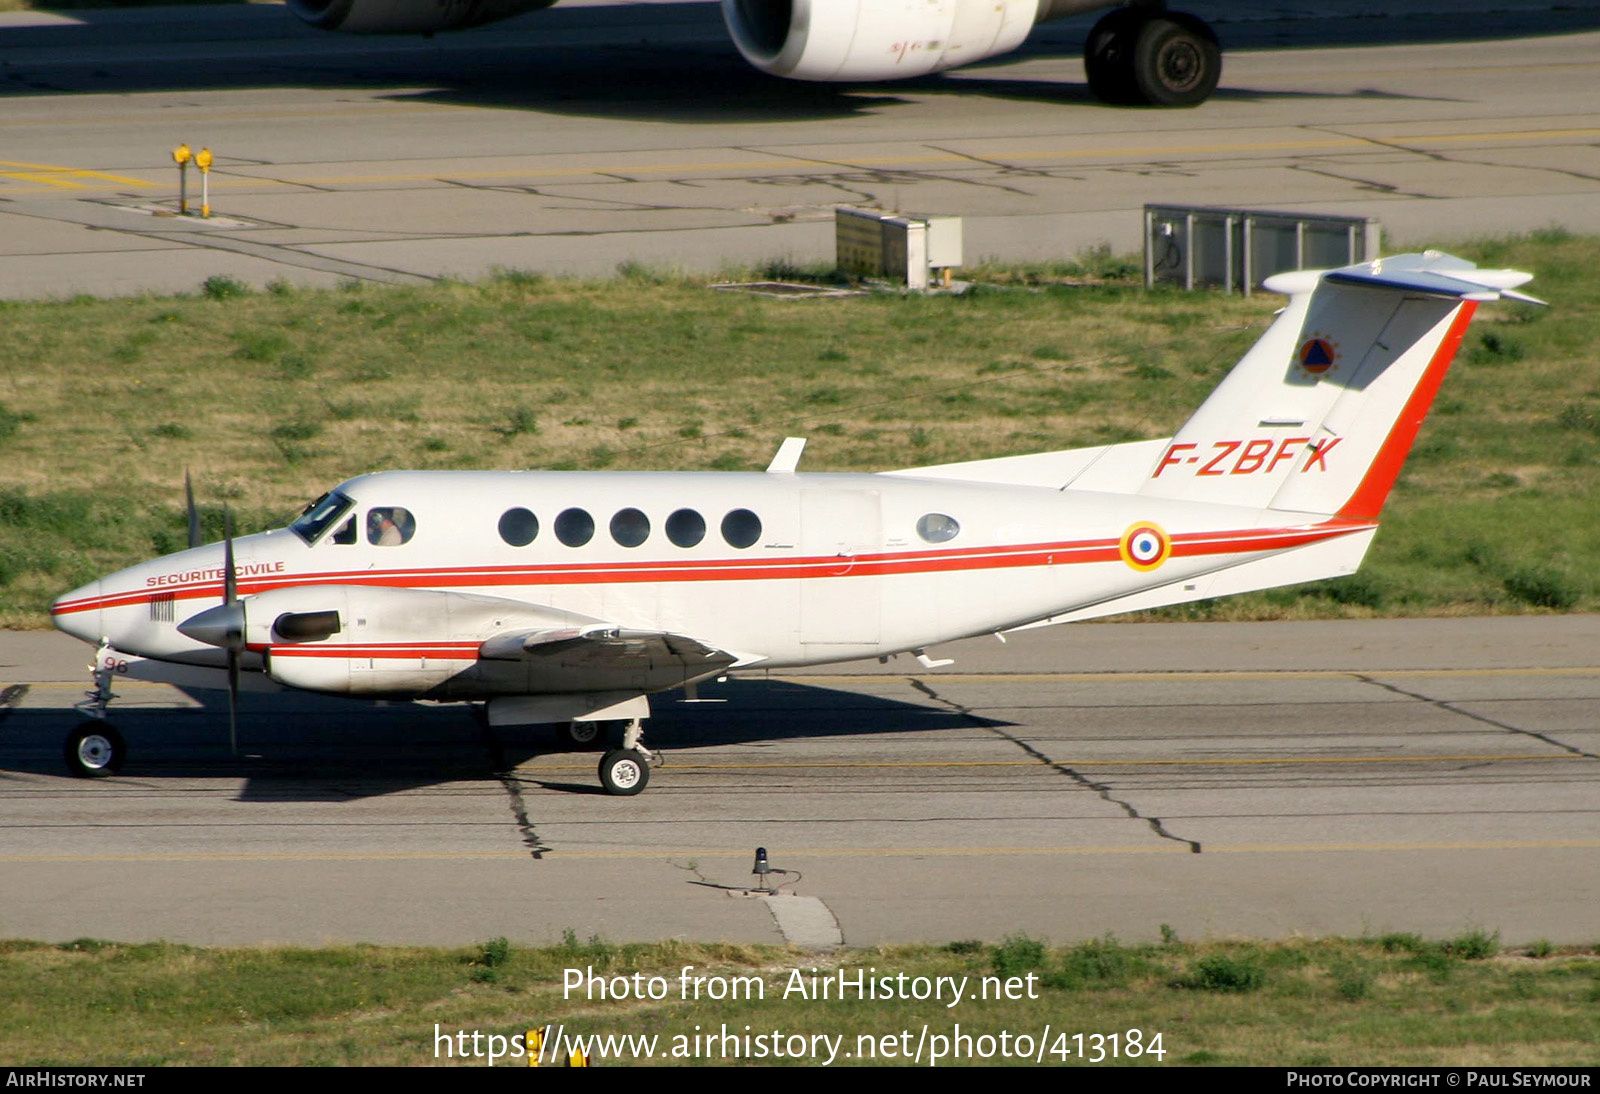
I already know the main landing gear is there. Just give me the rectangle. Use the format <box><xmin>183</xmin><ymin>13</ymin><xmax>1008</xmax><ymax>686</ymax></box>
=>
<box><xmin>65</xmin><ymin>641</ymin><xmax>124</xmax><ymax>778</ymax></box>
<box><xmin>599</xmin><ymin>719</ymin><xmax>654</xmax><ymax>797</ymax></box>
<box><xmin>1084</xmin><ymin>5</ymin><xmax>1220</xmax><ymax>108</ymax></box>
<box><xmin>547</xmin><ymin>716</ymin><xmax>655</xmax><ymax>795</ymax></box>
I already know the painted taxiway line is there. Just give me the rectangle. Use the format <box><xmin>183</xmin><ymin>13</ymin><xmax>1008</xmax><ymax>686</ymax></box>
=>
<box><xmin>4</xmin><ymin>125</ymin><xmax>1599</xmax><ymax>196</ymax></box>
<box><xmin>5</xmin><ymin>839</ymin><xmax>1599</xmax><ymax>864</ymax></box>
<box><xmin>13</xmin><ymin>665</ymin><xmax>1600</xmax><ymax>692</ymax></box>
<box><xmin>774</xmin><ymin>667</ymin><xmax>1600</xmax><ymax>683</ymax></box>
<box><xmin>630</xmin><ymin>755</ymin><xmax>1588</xmax><ymax>770</ymax></box>
<box><xmin>0</xmin><ymin>754</ymin><xmax>1583</xmax><ymax>775</ymax></box>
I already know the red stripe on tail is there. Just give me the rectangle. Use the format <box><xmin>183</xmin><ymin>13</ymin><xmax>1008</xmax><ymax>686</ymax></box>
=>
<box><xmin>1338</xmin><ymin>301</ymin><xmax>1477</xmax><ymax>520</ymax></box>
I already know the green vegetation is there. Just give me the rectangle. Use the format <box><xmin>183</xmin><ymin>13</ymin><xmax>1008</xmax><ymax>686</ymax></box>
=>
<box><xmin>1</xmin><ymin>934</ymin><xmax>1596</xmax><ymax>1066</ymax></box>
<box><xmin>1</xmin><ymin>235</ymin><xmax>1596</xmax><ymax>627</ymax></box>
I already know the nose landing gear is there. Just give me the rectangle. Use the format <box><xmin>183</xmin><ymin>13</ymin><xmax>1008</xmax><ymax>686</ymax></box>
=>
<box><xmin>66</xmin><ymin>639</ymin><xmax>125</xmax><ymax>778</ymax></box>
<box><xmin>65</xmin><ymin>721</ymin><xmax>125</xmax><ymax>778</ymax></box>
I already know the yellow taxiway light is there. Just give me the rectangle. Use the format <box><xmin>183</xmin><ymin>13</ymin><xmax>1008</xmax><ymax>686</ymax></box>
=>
<box><xmin>194</xmin><ymin>147</ymin><xmax>213</xmax><ymax>218</ymax></box>
<box><xmin>172</xmin><ymin>143</ymin><xmax>191</xmax><ymax>214</ymax></box>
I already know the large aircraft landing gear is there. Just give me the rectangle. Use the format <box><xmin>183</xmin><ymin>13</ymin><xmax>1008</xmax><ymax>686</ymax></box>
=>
<box><xmin>597</xmin><ymin>718</ymin><xmax>656</xmax><ymax>796</ymax></box>
<box><xmin>1085</xmin><ymin>6</ymin><xmax>1220</xmax><ymax>107</ymax></box>
<box><xmin>65</xmin><ymin>721</ymin><xmax>125</xmax><ymax>778</ymax></box>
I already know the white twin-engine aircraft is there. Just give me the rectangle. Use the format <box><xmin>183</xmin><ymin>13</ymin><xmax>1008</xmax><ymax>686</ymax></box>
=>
<box><xmin>51</xmin><ymin>252</ymin><xmax>1540</xmax><ymax>794</ymax></box>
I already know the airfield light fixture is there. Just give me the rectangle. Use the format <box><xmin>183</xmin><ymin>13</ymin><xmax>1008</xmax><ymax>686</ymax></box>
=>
<box><xmin>194</xmin><ymin>147</ymin><xmax>213</xmax><ymax>219</ymax></box>
<box><xmin>752</xmin><ymin>846</ymin><xmax>774</xmax><ymax>894</ymax></box>
<box><xmin>172</xmin><ymin>144</ymin><xmax>191</xmax><ymax>215</ymax></box>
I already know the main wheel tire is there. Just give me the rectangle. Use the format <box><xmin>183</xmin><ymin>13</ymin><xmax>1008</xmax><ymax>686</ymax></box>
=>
<box><xmin>1131</xmin><ymin>13</ymin><xmax>1221</xmax><ymax>107</ymax></box>
<box><xmin>556</xmin><ymin>720</ymin><xmax>603</xmax><ymax>750</ymax></box>
<box><xmin>598</xmin><ymin>749</ymin><xmax>649</xmax><ymax>796</ymax></box>
<box><xmin>65</xmin><ymin>722</ymin><xmax>125</xmax><ymax>778</ymax></box>
<box><xmin>1083</xmin><ymin>7</ymin><xmax>1143</xmax><ymax>105</ymax></box>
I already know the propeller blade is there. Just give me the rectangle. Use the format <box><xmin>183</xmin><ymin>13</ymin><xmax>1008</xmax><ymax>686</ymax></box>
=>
<box><xmin>185</xmin><ymin>471</ymin><xmax>200</xmax><ymax>550</ymax></box>
<box><xmin>227</xmin><ymin>647</ymin><xmax>239</xmax><ymax>758</ymax></box>
<box><xmin>223</xmin><ymin>506</ymin><xmax>237</xmax><ymax>606</ymax></box>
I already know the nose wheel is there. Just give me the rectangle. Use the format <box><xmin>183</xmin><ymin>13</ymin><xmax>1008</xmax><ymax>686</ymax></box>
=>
<box><xmin>66</xmin><ymin>721</ymin><xmax>125</xmax><ymax>778</ymax></box>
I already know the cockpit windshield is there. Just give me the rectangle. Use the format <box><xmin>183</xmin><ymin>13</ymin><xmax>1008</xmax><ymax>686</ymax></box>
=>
<box><xmin>290</xmin><ymin>491</ymin><xmax>354</xmax><ymax>545</ymax></box>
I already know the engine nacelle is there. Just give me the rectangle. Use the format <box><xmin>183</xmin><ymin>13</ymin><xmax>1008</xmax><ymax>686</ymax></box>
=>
<box><xmin>287</xmin><ymin>0</ymin><xmax>555</xmax><ymax>35</ymax></box>
<box><xmin>721</xmin><ymin>0</ymin><xmax>1089</xmax><ymax>82</ymax></box>
<box><xmin>230</xmin><ymin>584</ymin><xmax>569</xmax><ymax>698</ymax></box>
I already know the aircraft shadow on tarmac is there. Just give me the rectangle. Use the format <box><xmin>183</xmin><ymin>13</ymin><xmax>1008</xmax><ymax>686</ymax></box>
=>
<box><xmin>0</xmin><ymin>677</ymin><xmax>1010</xmax><ymax>800</ymax></box>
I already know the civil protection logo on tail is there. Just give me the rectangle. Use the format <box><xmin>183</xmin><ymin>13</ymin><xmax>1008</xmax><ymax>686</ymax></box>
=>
<box><xmin>1295</xmin><ymin>331</ymin><xmax>1341</xmax><ymax>378</ymax></box>
<box><xmin>1119</xmin><ymin>522</ymin><xmax>1172</xmax><ymax>571</ymax></box>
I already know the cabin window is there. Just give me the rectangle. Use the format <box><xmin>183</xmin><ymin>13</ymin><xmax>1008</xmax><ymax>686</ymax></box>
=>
<box><xmin>721</xmin><ymin>508</ymin><xmax>762</xmax><ymax>549</ymax></box>
<box><xmin>666</xmin><ymin>508</ymin><xmax>706</xmax><ymax>548</ymax></box>
<box><xmin>610</xmin><ymin>508</ymin><xmax>650</xmax><ymax>548</ymax></box>
<box><xmin>916</xmin><ymin>513</ymin><xmax>960</xmax><ymax>544</ymax></box>
<box><xmin>331</xmin><ymin>517</ymin><xmax>356</xmax><ymax>545</ymax></box>
<box><xmin>555</xmin><ymin>508</ymin><xmax>595</xmax><ymax>547</ymax></box>
<box><xmin>498</xmin><ymin>508</ymin><xmax>539</xmax><ymax>547</ymax></box>
<box><xmin>367</xmin><ymin>507</ymin><xmax>415</xmax><ymax>546</ymax></box>
<box><xmin>290</xmin><ymin>491</ymin><xmax>353</xmax><ymax>545</ymax></box>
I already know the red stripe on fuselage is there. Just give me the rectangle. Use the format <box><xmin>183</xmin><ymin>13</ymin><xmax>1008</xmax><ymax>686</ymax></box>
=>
<box><xmin>51</xmin><ymin>520</ymin><xmax>1373</xmax><ymax>617</ymax></box>
<box><xmin>256</xmin><ymin>642</ymin><xmax>481</xmax><ymax>660</ymax></box>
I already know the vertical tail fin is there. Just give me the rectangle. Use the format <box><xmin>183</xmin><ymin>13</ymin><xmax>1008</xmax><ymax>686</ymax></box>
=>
<box><xmin>1139</xmin><ymin>252</ymin><xmax>1539</xmax><ymax>518</ymax></box>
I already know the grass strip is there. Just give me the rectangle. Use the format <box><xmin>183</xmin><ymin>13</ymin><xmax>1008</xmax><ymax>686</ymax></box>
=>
<box><xmin>3</xmin><ymin>931</ymin><xmax>1597</xmax><ymax>1066</ymax></box>
<box><xmin>1</xmin><ymin>236</ymin><xmax>1596</xmax><ymax>626</ymax></box>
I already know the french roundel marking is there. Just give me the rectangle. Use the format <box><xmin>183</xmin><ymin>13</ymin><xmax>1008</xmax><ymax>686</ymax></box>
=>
<box><xmin>1119</xmin><ymin>522</ymin><xmax>1172</xmax><ymax>571</ymax></box>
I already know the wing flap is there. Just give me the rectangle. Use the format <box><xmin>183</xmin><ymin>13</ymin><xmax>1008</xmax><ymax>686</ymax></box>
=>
<box><xmin>480</xmin><ymin>624</ymin><xmax>738</xmax><ymax>672</ymax></box>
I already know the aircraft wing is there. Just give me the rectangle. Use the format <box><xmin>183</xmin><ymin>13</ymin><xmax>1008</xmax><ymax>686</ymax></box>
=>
<box><xmin>479</xmin><ymin>623</ymin><xmax>739</xmax><ymax>675</ymax></box>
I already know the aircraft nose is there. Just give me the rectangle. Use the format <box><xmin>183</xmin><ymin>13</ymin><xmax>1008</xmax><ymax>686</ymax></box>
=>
<box><xmin>51</xmin><ymin>579</ymin><xmax>104</xmax><ymax>645</ymax></box>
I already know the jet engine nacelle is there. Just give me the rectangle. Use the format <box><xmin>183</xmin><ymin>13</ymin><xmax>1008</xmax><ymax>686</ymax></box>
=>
<box><xmin>721</xmin><ymin>0</ymin><xmax>1083</xmax><ymax>82</ymax></box>
<box><xmin>286</xmin><ymin>0</ymin><xmax>555</xmax><ymax>34</ymax></box>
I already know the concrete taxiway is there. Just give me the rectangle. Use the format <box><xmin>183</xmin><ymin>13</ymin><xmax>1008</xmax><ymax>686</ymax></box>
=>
<box><xmin>1</xmin><ymin>617</ymin><xmax>1595</xmax><ymax>948</ymax></box>
<box><xmin>2</xmin><ymin>1</ymin><xmax>1600</xmax><ymax>297</ymax></box>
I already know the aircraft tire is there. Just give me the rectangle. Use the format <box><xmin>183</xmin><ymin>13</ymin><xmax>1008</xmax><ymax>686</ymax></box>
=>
<box><xmin>557</xmin><ymin>719</ymin><xmax>604</xmax><ymax>750</ymax></box>
<box><xmin>1083</xmin><ymin>7</ymin><xmax>1143</xmax><ymax>105</ymax></box>
<box><xmin>1130</xmin><ymin>13</ymin><xmax>1221</xmax><ymax>107</ymax></box>
<box><xmin>599</xmin><ymin>749</ymin><xmax>649</xmax><ymax>796</ymax></box>
<box><xmin>65</xmin><ymin>721</ymin><xmax>125</xmax><ymax>778</ymax></box>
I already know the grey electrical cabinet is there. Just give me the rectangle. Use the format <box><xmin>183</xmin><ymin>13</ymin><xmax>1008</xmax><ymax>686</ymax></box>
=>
<box><xmin>1144</xmin><ymin>205</ymin><xmax>1380</xmax><ymax>295</ymax></box>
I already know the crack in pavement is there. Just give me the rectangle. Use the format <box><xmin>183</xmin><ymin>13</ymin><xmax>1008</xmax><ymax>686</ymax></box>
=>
<box><xmin>1305</xmin><ymin>122</ymin><xmax>1600</xmax><ymax>187</ymax></box>
<box><xmin>745</xmin><ymin>145</ymin><xmax>1038</xmax><ymax>197</ymax></box>
<box><xmin>1289</xmin><ymin>162</ymin><xmax>1438</xmax><ymax>199</ymax></box>
<box><xmin>0</xmin><ymin>684</ymin><xmax>28</xmax><ymax>728</ymax></box>
<box><xmin>924</xmin><ymin>144</ymin><xmax>1076</xmax><ymax>182</ymax></box>
<box><xmin>496</xmin><ymin>770</ymin><xmax>553</xmax><ymax>859</ymax></box>
<box><xmin>907</xmin><ymin>678</ymin><xmax>1202</xmax><ymax>853</ymax></box>
<box><xmin>1355</xmin><ymin>675</ymin><xmax>1600</xmax><ymax>761</ymax></box>
<box><xmin>480</xmin><ymin>724</ymin><xmax>551</xmax><ymax>859</ymax></box>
